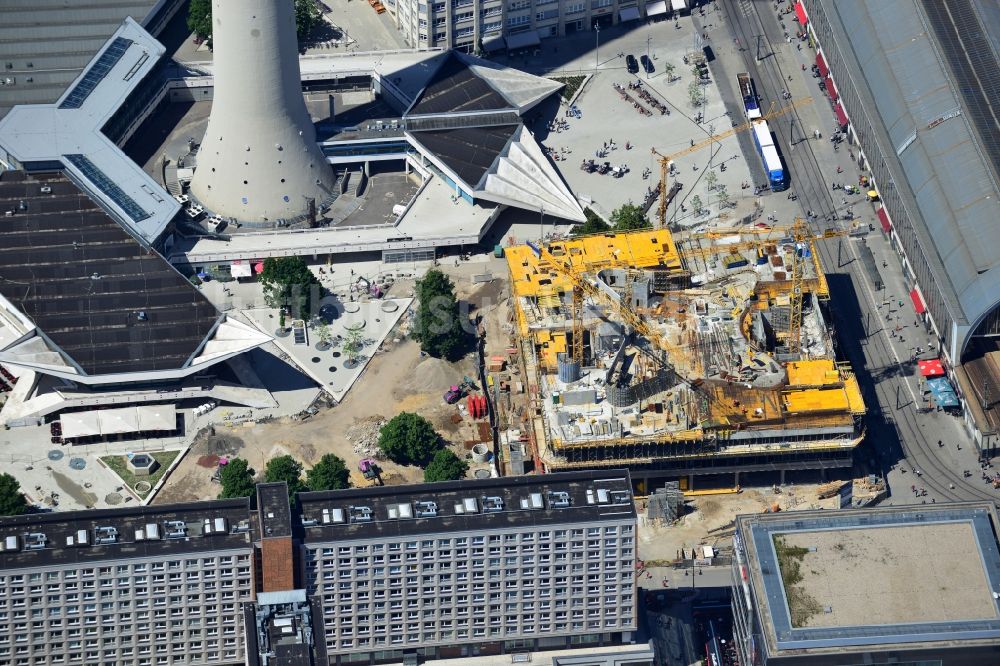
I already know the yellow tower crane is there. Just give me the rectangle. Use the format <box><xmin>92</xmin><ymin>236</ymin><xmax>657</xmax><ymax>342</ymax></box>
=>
<box><xmin>651</xmin><ymin>97</ymin><xmax>814</xmax><ymax>228</ymax></box>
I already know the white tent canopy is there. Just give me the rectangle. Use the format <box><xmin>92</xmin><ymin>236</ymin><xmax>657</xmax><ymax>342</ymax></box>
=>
<box><xmin>61</xmin><ymin>405</ymin><xmax>177</xmax><ymax>439</ymax></box>
<box><xmin>230</xmin><ymin>261</ymin><xmax>252</xmax><ymax>278</ymax></box>
<box><xmin>646</xmin><ymin>1</ymin><xmax>668</xmax><ymax>16</ymax></box>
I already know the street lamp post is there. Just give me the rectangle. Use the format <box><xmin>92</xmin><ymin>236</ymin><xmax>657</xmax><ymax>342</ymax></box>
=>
<box><xmin>595</xmin><ymin>22</ymin><xmax>600</xmax><ymax>69</ymax></box>
<box><xmin>646</xmin><ymin>34</ymin><xmax>652</xmax><ymax>79</ymax></box>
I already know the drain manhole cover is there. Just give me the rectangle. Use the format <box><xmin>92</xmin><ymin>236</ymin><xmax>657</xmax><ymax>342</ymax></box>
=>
<box><xmin>48</xmin><ymin>450</ymin><xmax>64</xmax><ymax>461</ymax></box>
<box><xmin>105</xmin><ymin>493</ymin><xmax>123</xmax><ymax>505</ymax></box>
<box><xmin>69</xmin><ymin>458</ymin><xmax>87</xmax><ymax>470</ymax></box>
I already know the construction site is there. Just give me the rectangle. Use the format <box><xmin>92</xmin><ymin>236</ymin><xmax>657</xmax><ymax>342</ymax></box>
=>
<box><xmin>500</xmin><ymin>223</ymin><xmax>866</xmax><ymax>490</ymax></box>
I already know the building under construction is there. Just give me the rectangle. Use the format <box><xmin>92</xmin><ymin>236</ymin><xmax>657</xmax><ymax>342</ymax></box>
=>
<box><xmin>505</xmin><ymin>226</ymin><xmax>865</xmax><ymax>489</ymax></box>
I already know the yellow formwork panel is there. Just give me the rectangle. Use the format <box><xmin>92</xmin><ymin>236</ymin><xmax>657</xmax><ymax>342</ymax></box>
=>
<box><xmin>782</xmin><ymin>388</ymin><xmax>850</xmax><ymax>414</ymax></box>
<box><xmin>505</xmin><ymin>230</ymin><xmax>684</xmax><ymax>299</ymax></box>
<box><xmin>786</xmin><ymin>359</ymin><xmax>840</xmax><ymax>387</ymax></box>
<box><xmin>842</xmin><ymin>374</ymin><xmax>866</xmax><ymax>415</ymax></box>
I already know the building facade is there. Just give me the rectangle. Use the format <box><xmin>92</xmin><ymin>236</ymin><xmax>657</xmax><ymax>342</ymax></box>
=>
<box><xmin>0</xmin><ymin>500</ymin><xmax>256</xmax><ymax>666</ymax></box>
<box><xmin>299</xmin><ymin>472</ymin><xmax>638</xmax><ymax>663</ymax></box>
<box><xmin>0</xmin><ymin>472</ymin><xmax>638</xmax><ymax>666</ymax></box>
<box><xmin>391</xmin><ymin>0</ymin><xmax>678</xmax><ymax>53</ymax></box>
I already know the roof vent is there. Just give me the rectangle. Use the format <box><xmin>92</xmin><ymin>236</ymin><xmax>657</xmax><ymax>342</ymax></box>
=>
<box><xmin>203</xmin><ymin>517</ymin><xmax>228</xmax><ymax>535</ymax></box>
<box><xmin>144</xmin><ymin>523</ymin><xmax>160</xmax><ymax>540</ymax></box>
<box><xmin>596</xmin><ymin>489</ymin><xmax>610</xmax><ymax>504</ymax></box>
<box><xmin>482</xmin><ymin>496</ymin><xmax>504</xmax><ymax>513</ymax></box>
<box><xmin>39</xmin><ymin>186</ymin><xmax>51</xmax><ymax>194</ymax></box>
<box><xmin>321</xmin><ymin>508</ymin><xmax>346</xmax><ymax>524</ymax></box>
<box><xmin>455</xmin><ymin>497</ymin><xmax>478</xmax><ymax>514</ymax></box>
<box><xmin>349</xmin><ymin>506</ymin><xmax>373</xmax><ymax>523</ymax></box>
<box><xmin>93</xmin><ymin>526</ymin><xmax>117</xmax><ymax>545</ymax></box>
<box><xmin>232</xmin><ymin>519</ymin><xmax>251</xmax><ymax>534</ymax></box>
<box><xmin>0</xmin><ymin>535</ymin><xmax>20</xmax><ymax>552</ymax></box>
<box><xmin>548</xmin><ymin>491</ymin><xmax>570</xmax><ymax>508</ymax></box>
<box><xmin>586</xmin><ymin>490</ymin><xmax>595</xmax><ymax>505</ymax></box>
<box><xmin>415</xmin><ymin>501</ymin><xmax>437</xmax><ymax>518</ymax></box>
<box><xmin>301</xmin><ymin>518</ymin><xmax>319</xmax><ymax>527</ymax></box>
<box><xmin>165</xmin><ymin>520</ymin><xmax>187</xmax><ymax>539</ymax></box>
<box><xmin>610</xmin><ymin>490</ymin><xmax>631</xmax><ymax>505</ymax></box>
<box><xmin>24</xmin><ymin>533</ymin><xmax>47</xmax><ymax>550</ymax></box>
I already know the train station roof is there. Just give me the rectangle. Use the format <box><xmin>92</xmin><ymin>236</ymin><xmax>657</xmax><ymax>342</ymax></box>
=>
<box><xmin>819</xmin><ymin>0</ymin><xmax>1000</xmax><ymax>354</ymax></box>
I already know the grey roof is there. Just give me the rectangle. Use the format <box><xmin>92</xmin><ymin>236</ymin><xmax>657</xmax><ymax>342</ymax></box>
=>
<box><xmin>0</xmin><ymin>171</ymin><xmax>219</xmax><ymax>376</ymax></box>
<box><xmin>408</xmin><ymin>124</ymin><xmax>519</xmax><ymax>188</ymax></box>
<box><xmin>0</xmin><ymin>0</ymin><xmax>163</xmax><ymax>120</ymax></box>
<box><xmin>408</xmin><ymin>52</ymin><xmax>513</xmax><ymax>116</ymax></box>
<box><xmin>0</xmin><ymin>497</ymin><xmax>254</xmax><ymax>571</ymax></box>
<box><xmin>736</xmin><ymin>502</ymin><xmax>1000</xmax><ymax>655</ymax></box>
<box><xmin>826</xmin><ymin>0</ymin><xmax>1000</xmax><ymax>343</ymax></box>
<box><xmin>0</xmin><ymin>17</ymin><xmax>181</xmax><ymax>245</ymax></box>
<box><xmin>298</xmin><ymin>470</ymin><xmax>635</xmax><ymax>543</ymax></box>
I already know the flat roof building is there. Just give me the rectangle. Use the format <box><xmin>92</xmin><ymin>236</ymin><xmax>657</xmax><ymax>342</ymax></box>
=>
<box><xmin>732</xmin><ymin>502</ymin><xmax>1000</xmax><ymax>665</ymax></box>
<box><xmin>0</xmin><ymin>471</ymin><xmax>639</xmax><ymax>666</ymax></box>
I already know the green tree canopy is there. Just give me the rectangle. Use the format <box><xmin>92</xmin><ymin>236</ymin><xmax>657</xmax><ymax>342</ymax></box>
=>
<box><xmin>571</xmin><ymin>208</ymin><xmax>611</xmax><ymax>237</ymax></box>
<box><xmin>378</xmin><ymin>412</ymin><xmax>441</xmax><ymax>466</ymax></box>
<box><xmin>294</xmin><ymin>0</ymin><xmax>323</xmax><ymax>39</ymax></box>
<box><xmin>690</xmin><ymin>194</ymin><xmax>704</xmax><ymax>214</ymax></box>
<box><xmin>610</xmin><ymin>203</ymin><xmax>651</xmax><ymax>231</ymax></box>
<box><xmin>259</xmin><ymin>256</ymin><xmax>319</xmax><ymax>318</ymax></box>
<box><xmin>412</xmin><ymin>269</ymin><xmax>467</xmax><ymax>360</ymax></box>
<box><xmin>187</xmin><ymin>0</ymin><xmax>212</xmax><ymax>40</ymax></box>
<box><xmin>263</xmin><ymin>455</ymin><xmax>307</xmax><ymax>497</ymax></box>
<box><xmin>218</xmin><ymin>458</ymin><xmax>256</xmax><ymax>499</ymax></box>
<box><xmin>0</xmin><ymin>473</ymin><xmax>28</xmax><ymax>517</ymax></box>
<box><xmin>188</xmin><ymin>0</ymin><xmax>321</xmax><ymax>41</ymax></box>
<box><xmin>423</xmin><ymin>449</ymin><xmax>469</xmax><ymax>482</ymax></box>
<box><xmin>306</xmin><ymin>453</ymin><xmax>351</xmax><ymax>491</ymax></box>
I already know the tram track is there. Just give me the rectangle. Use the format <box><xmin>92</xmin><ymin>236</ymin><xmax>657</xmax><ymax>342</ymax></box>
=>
<box><xmin>715</xmin><ymin>0</ymin><xmax>998</xmax><ymax>504</ymax></box>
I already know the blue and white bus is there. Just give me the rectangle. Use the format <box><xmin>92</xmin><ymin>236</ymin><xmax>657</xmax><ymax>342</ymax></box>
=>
<box><xmin>750</xmin><ymin>119</ymin><xmax>786</xmax><ymax>191</ymax></box>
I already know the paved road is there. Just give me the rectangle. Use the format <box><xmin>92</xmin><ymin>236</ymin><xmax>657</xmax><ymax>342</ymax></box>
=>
<box><xmin>709</xmin><ymin>0</ymin><xmax>998</xmax><ymax>505</ymax></box>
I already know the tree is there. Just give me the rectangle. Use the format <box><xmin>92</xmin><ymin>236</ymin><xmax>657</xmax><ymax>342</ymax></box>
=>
<box><xmin>690</xmin><ymin>194</ymin><xmax>704</xmax><ymax>215</ymax></box>
<box><xmin>412</xmin><ymin>270</ymin><xmax>466</xmax><ymax>361</ymax></box>
<box><xmin>343</xmin><ymin>326</ymin><xmax>363</xmax><ymax>364</ymax></box>
<box><xmin>187</xmin><ymin>0</ymin><xmax>212</xmax><ymax>40</ymax></box>
<box><xmin>0</xmin><ymin>473</ymin><xmax>28</xmax><ymax>516</ymax></box>
<box><xmin>704</xmin><ymin>170</ymin><xmax>718</xmax><ymax>192</ymax></box>
<box><xmin>316</xmin><ymin>320</ymin><xmax>332</xmax><ymax>346</ymax></box>
<box><xmin>306</xmin><ymin>454</ymin><xmax>351</xmax><ymax>491</ymax></box>
<box><xmin>218</xmin><ymin>458</ymin><xmax>256</xmax><ymax>499</ymax></box>
<box><xmin>378</xmin><ymin>412</ymin><xmax>441</xmax><ymax>465</ymax></box>
<box><xmin>259</xmin><ymin>256</ymin><xmax>319</xmax><ymax>318</ymax></box>
<box><xmin>663</xmin><ymin>62</ymin><xmax>676</xmax><ymax>82</ymax></box>
<box><xmin>610</xmin><ymin>203</ymin><xmax>651</xmax><ymax>231</ymax></box>
<box><xmin>294</xmin><ymin>0</ymin><xmax>324</xmax><ymax>39</ymax></box>
<box><xmin>688</xmin><ymin>81</ymin><xmax>703</xmax><ymax>107</ymax></box>
<box><xmin>716</xmin><ymin>186</ymin><xmax>730</xmax><ymax>209</ymax></box>
<box><xmin>263</xmin><ymin>455</ymin><xmax>307</xmax><ymax>498</ymax></box>
<box><xmin>423</xmin><ymin>449</ymin><xmax>469</xmax><ymax>482</ymax></box>
<box><xmin>571</xmin><ymin>208</ymin><xmax>611</xmax><ymax>237</ymax></box>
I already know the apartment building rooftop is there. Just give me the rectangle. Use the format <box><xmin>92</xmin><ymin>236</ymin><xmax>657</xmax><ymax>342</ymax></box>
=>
<box><xmin>298</xmin><ymin>470</ymin><xmax>635</xmax><ymax>541</ymax></box>
<box><xmin>735</xmin><ymin>502</ymin><xmax>1000</xmax><ymax>656</ymax></box>
<box><xmin>0</xmin><ymin>498</ymin><xmax>254</xmax><ymax>570</ymax></box>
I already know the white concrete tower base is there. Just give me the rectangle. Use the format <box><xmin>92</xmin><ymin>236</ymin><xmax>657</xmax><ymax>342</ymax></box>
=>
<box><xmin>190</xmin><ymin>0</ymin><xmax>334</xmax><ymax>222</ymax></box>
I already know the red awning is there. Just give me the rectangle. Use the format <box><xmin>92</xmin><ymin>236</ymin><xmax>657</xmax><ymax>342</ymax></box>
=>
<box><xmin>910</xmin><ymin>288</ymin><xmax>926</xmax><ymax>314</ymax></box>
<box><xmin>794</xmin><ymin>1</ymin><xmax>808</xmax><ymax>24</ymax></box>
<box><xmin>834</xmin><ymin>101</ymin><xmax>848</xmax><ymax>127</ymax></box>
<box><xmin>816</xmin><ymin>51</ymin><xmax>829</xmax><ymax>77</ymax></box>
<box><xmin>918</xmin><ymin>359</ymin><xmax>945</xmax><ymax>377</ymax></box>
<box><xmin>877</xmin><ymin>207</ymin><xmax>891</xmax><ymax>233</ymax></box>
<box><xmin>825</xmin><ymin>75</ymin><xmax>839</xmax><ymax>100</ymax></box>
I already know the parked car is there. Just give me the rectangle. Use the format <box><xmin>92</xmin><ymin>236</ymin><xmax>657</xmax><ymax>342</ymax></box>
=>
<box><xmin>640</xmin><ymin>54</ymin><xmax>654</xmax><ymax>74</ymax></box>
<box><xmin>626</xmin><ymin>54</ymin><xmax>639</xmax><ymax>74</ymax></box>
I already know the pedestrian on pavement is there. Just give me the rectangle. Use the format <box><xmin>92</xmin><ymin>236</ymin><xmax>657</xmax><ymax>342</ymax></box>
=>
<box><xmin>938</xmin><ymin>440</ymin><xmax>943</xmax><ymax>447</ymax></box>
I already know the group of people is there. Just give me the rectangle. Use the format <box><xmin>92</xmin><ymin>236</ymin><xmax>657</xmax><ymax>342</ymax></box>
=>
<box><xmin>613</xmin><ymin>83</ymin><xmax>654</xmax><ymax>117</ymax></box>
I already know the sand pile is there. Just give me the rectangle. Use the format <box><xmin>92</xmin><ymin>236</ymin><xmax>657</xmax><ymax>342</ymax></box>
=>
<box><xmin>404</xmin><ymin>356</ymin><xmax>465</xmax><ymax>393</ymax></box>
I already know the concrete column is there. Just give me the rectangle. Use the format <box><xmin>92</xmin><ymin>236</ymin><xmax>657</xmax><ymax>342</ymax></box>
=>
<box><xmin>734</xmin><ymin>471</ymin><xmax>741</xmax><ymax>487</ymax></box>
<box><xmin>687</xmin><ymin>474</ymin><xmax>695</xmax><ymax>491</ymax></box>
<box><xmin>779</xmin><ymin>469</ymin><xmax>786</xmax><ymax>485</ymax></box>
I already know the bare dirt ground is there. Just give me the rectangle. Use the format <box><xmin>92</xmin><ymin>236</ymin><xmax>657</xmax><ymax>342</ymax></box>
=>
<box><xmin>156</xmin><ymin>276</ymin><xmax>506</xmax><ymax>504</ymax></box>
<box><xmin>637</xmin><ymin>483</ymin><xmax>843</xmax><ymax>564</ymax></box>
